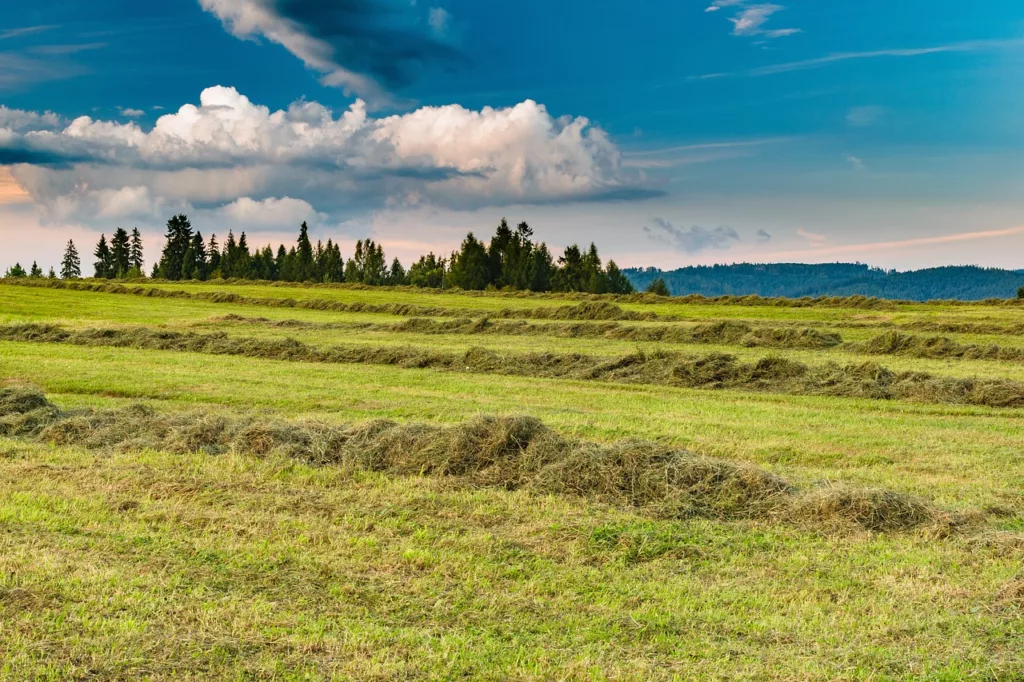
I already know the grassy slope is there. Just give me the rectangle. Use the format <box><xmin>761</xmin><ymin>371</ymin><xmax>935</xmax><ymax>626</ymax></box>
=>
<box><xmin>0</xmin><ymin>281</ymin><xmax>1022</xmax><ymax>679</ymax></box>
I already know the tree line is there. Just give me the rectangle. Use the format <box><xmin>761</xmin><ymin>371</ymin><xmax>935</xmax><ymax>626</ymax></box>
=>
<box><xmin>5</xmin><ymin>215</ymin><xmax>637</xmax><ymax>294</ymax></box>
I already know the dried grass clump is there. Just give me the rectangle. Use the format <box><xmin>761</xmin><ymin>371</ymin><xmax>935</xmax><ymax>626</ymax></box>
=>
<box><xmin>0</xmin><ymin>386</ymin><xmax>63</xmax><ymax>436</ymax></box>
<box><xmin>0</xmin><ymin>387</ymin><xmax>959</xmax><ymax>533</ymax></box>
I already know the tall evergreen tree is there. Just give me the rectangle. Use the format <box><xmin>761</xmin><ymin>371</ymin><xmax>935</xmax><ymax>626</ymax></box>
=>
<box><xmin>220</xmin><ymin>231</ymin><xmax>237</xmax><ymax>279</ymax></box>
<box><xmin>182</xmin><ymin>231</ymin><xmax>207</xmax><ymax>280</ymax></box>
<box><xmin>207</xmin><ymin>234</ymin><xmax>221</xmax><ymax>275</ymax></box>
<box><xmin>155</xmin><ymin>214</ymin><xmax>193</xmax><ymax>280</ymax></box>
<box><xmin>29</xmin><ymin>261</ymin><xmax>42</xmax><ymax>278</ymax></box>
<box><xmin>581</xmin><ymin>243</ymin><xmax>606</xmax><ymax>294</ymax></box>
<box><xmin>604</xmin><ymin>260</ymin><xmax>634</xmax><ymax>294</ymax></box>
<box><xmin>486</xmin><ymin>218</ymin><xmax>513</xmax><ymax>286</ymax></box>
<box><xmin>129</xmin><ymin>227</ymin><xmax>144</xmax><ymax>272</ymax></box>
<box><xmin>387</xmin><ymin>258</ymin><xmax>407</xmax><ymax>285</ymax></box>
<box><xmin>61</xmin><ymin>240</ymin><xmax>81</xmax><ymax>279</ymax></box>
<box><xmin>296</xmin><ymin>221</ymin><xmax>314</xmax><ymax>281</ymax></box>
<box><xmin>551</xmin><ymin>245</ymin><xmax>583</xmax><ymax>292</ymax></box>
<box><xmin>4</xmin><ymin>263</ymin><xmax>26</xmax><ymax>278</ymax></box>
<box><xmin>344</xmin><ymin>240</ymin><xmax>365</xmax><ymax>283</ymax></box>
<box><xmin>446</xmin><ymin>233</ymin><xmax>490</xmax><ymax>290</ymax></box>
<box><xmin>94</xmin><ymin>234</ymin><xmax>114</xmax><ymax>279</ymax></box>
<box><xmin>111</xmin><ymin>227</ymin><xmax>131</xmax><ymax>277</ymax></box>
<box><xmin>234</xmin><ymin>232</ymin><xmax>251</xmax><ymax>278</ymax></box>
<box><xmin>47</xmin><ymin>266</ymin><xmax>57</xmax><ymax>279</ymax></box>
<box><xmin>531</xmin><ymin>243</ymin><xmax>554</xmax><ymax>292</ymax></box>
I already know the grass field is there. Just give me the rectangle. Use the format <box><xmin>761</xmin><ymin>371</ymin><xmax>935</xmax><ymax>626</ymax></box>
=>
<box><xmin>0</xmin><ymin>279</ymin><xmax>1022</xmax><ymax>680</ymax></box>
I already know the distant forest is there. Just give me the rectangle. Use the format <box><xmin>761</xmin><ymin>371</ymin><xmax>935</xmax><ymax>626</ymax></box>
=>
<box><xmin>625</xmin><ymin>263</ymin><xmax>1024</xmax><ymax>301</ymax></box>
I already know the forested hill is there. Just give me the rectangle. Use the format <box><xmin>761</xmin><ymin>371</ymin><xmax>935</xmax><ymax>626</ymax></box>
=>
<box><xmin>624</xmin><ymin>263</ymin><xmax>1024</xmax><ymax>301</ymax></box>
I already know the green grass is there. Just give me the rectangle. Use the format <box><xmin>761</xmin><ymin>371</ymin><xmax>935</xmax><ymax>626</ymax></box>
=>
<box><xmin>0</xmin><ymin>281</ymin><xmax>1022</xmax><ymax>680</ymax></box>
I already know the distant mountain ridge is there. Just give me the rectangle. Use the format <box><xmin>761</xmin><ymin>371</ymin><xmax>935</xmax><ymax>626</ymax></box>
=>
<box><xmin>623</xmin><ymin>263</ymin><xmax>1024</xmax><ymax>301</ymax></box>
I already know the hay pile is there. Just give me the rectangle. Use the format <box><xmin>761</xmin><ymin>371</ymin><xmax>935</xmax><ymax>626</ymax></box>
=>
<box><xmin>0</xmin><ymin>387</ymin><xmax>963</xmax><ymax>532</ymax></box>
<box><xmin>853</xmin><ymin>331</ymin><xmax>1024</xmax><ymax>362</ymax></box>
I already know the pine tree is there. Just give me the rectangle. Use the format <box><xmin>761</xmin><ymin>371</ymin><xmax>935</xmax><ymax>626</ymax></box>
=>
<box><xmin>220</xmin><ymin>231</ymin><xmax>237</xmax><ymax>279</ymax></box>
<box><xmin>29</xmin><ymin>261</ymin><xmax>42</xmax><ymax>278</ymax></box>
<box><xmin>487</xmin><ymin>218</ymin><xmax>513</xmax><ymax>286</ymax></box>
<box><xmin>155</xmin><ymin>214</ymin><xmax>193</xmax><ymax>280</ymax></box>
<box><xmin>47</xmin><ymin>267</ymin><xmax>56</xmax><ymax>279</ymax></box>
<box><xmin>234</xmin><ymin>232</ymin><xmax>251</xmax><ymax>278</ymax></box>
<box><xmin>551</xmin><ymin>245</ymin><xmax>583</xmax><ymax>292</ymax></box>
<box><xmin>604</xmin><ymin>260</ymin><xmax>634</xmax><ymax>294</ymax></box>
<box><xmin>388</xmin><ymin>258</ymin><xmax>407</xmax><ymax>285</ymax></box>
<box><xmin>61</xmin><ymin>240</ymin><xmax>81</xmax><ymax>279</ymax></box>
<box><xmin>129</xmin><ymin>227</ymin><xmax>144</xmax><ymax>272</ymax></box>
<box><xmin>4</xmin><ymin>263</ymin><xmax>26</xmax><ymax>278</ymax></box>
<box><xmin>296</xmin><ymin>221</ymin><xmax>314</xmax><ymax>281</ymax></box>
<box><xmin>446</xmin><ymin>233</ymin><xmax>490</xmax><ymax>290</ymax></box>
<box><xmin>111</xmin><ymin>227</ymin><xmax>131</xmax><ymax>277</ymax></box>
<box><xmin>344</xmin><ymin>240</ymin><xmax>365</xmax><ymax>283</ymax></box>
<box><xmin>94</xmin><ymin>234</ymin><xmax>114</xmax><ymax>279</ymax></box>
<box><xmin>182</xmin><ymin>231</ymin><xmax>207</xmax><ymax>280</ymax></box>
<box><xmin>531</xmin><ymin>243</ymin><xmax>554</xmax><ymax>292</ymax></box>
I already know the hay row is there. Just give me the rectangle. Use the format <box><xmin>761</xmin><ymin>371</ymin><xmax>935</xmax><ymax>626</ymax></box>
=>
<box><xmin>4</xmin><ymin>323</ymin><xmax>1024</xmax><ymax>408</ymax></box>
<box><xmin>0</xmin><ymin>386</ymin><xmax>967</xmax><ymax>533</ymax></box>
<box><xmin>209</xmin><ymin>314</ymin><xmax>845</xmax><ymax>350</ymax></box>
<box><xmin>0</xmin><ymin>279</ymin><xmax>657</xmax><ymax>322</ymax></box>
<box><xmin>851</xmin><ymin>331</ymin><xmax>1024</xmax><ymax>362</ymax></box>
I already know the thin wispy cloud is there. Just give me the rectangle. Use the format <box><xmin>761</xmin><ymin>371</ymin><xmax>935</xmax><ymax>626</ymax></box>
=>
<box><xmin>690</xmin><ymin>38</ymin><xmax>1024</xmax><ymax>80</ymax></box>
<box><xmin>0</xmin><ymin>25</ymin><xmax>57</xmax><ymax>41</ymax></box>
<box><xmin>27</xmin><ymin>42</ymin><xmax>107</xmax><ymax>56</ymax></box>
<box><xmin>845</xmin><ymin>155</ymin><xmax>866</xmax><ymax>170</ymax></box>
<box><xmin>751</xmin><ymin>225</ymin><xmax>1024</xmax><ymax>261</ymax></box>
<box><xmin>796</xmin><ymin>228</ymin><xmax>828</xmax><ymax>245</ymax></box>
<box><xmin>846</xmin><ymin>105</ymin><xmax>885</xmax><ymax>127</ymax></box>
<box><xmin>705</xmin><ymin>1</ymin><xmax>800</xmax><ymax>40</ymax></box>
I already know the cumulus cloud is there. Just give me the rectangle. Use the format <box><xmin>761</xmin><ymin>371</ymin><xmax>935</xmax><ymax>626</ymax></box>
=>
<box><xmin>643</xmin><ymin>218</ymin><xmax>740</xmax><ymax>253</ymax></box>
<box><xmin>118</xmin><ymin>107</ymin><xmax>146</xmax><ymax>118</ymax></box>
<box><xmin>218</xmin><ymin>196</ymin><xmax>324</xmax><ymax>227</ymax></box>
<box><xmin>199</xmin><ymin>0</ymin><xmax>463</xmax><ymax>105</ymax></box>
<box><xmin>0</xmin><ymin>85</ymin><xmax>650</xmax><ymax>227</ymax></box>
<box><xmin>0</xmin><ymin>105</ymin><xmax>62</xmax><ymax>132</ymax></box>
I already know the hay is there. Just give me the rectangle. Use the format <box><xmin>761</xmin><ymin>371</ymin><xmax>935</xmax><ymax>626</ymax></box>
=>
<box><xmin>0</xmin><ymin>386</ymin><xmax>957</xmax><ymax>532</ymax></box>
<box><xmin>5</xmin><ymin>323</ymin><xmax>1024</xmax><ymax>408</ymax></box>
<box><xmin>852</xmin><ymin>331</ymin><xmax>1024</xmax><ymax>362</ymax></box>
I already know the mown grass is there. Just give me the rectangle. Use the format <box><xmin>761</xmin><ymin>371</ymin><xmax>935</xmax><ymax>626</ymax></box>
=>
<box><xmin>0</xmin><ymin>281</ymin><xmax>1022</xmax><ymax>679</ymax></box>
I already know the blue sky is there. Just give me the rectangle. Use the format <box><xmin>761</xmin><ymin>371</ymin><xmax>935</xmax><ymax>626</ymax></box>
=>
<box><xmin>2</xmin><ymin>0</ymin><xmax>1024</xmax><ymax>271</ymax></box>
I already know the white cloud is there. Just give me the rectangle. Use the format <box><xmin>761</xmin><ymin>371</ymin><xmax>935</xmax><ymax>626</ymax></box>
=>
<box><xmin>428</xmin><ymin>8</ymin><xmax>451</xmax><ymax>37</ymax></box>
<box><xmin>705</xmin><ymin>1</ymin><xmax>800</xmax><ymax>40</ymax></box>
<box><xmin>118</xmin><ymin>107</ymin><xmax>146</xmax><ymax>118</ymax></box>
<box><xmin>2</xmin><ymin>85</ymin><xmax>648</xmax><ymax>228</ymax></box>
<box><xmin>218</xmin><ymin>196</ymin><xmax>324</xmax><ymax>227</ymax></box>
<box><xmin>0</xmin><ymin>105</ymin><xmax>62</xmax><ymax>132</ymax></box>
<box><xmin>845</xmin><ymin>155</ymin><xmax>866</xmax><ymax>170</ymax></box>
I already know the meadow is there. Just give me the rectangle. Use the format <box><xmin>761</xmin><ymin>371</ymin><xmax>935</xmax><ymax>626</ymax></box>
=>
<box><xmin>0</xmin><ymin>278</ymin><xmax>1021</xmax><ymax>680</ymax></box>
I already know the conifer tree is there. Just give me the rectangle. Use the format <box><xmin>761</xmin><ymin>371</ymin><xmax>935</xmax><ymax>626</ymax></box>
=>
<box><xmin>646</xmin><ymin>278</ymin><xmax>670</xmax><ymax>296</ymax></box>
<box><xmin>531</xmin><ymin>243</ymin><xmax>554</xmax><ymax>292</ymax></box>
<box><xmin>94</xmin><ymin>234</ymin><xmax>114</xmax><ymax>278</ymax></box>
<box><xmin>111</xmin><ymin>227</ymin><xmax>131</xmax><ymax>277</ymax></box>
<box><xmin>296</xmin><ymin>221</ymin><xmax>314</xmax><ymax>281</ymax></box>
<box><xmin>604</xmin><ymin>260</ymin><xmax>634</xmax><ymax>294</ymax></box>
<box><xmin>155</xmin><ymin>214</ymin><xmax>193</xmax><ymax>280</ymax></box>
<box><xmin>235</xmin><ymin>232</ymin><xmax>251</xmax><ymax>278</ymax></box>
<box><xmin>29</xmin><ymin>261</ymin><xmax>42</xmax><ymax>278</ymax></box>
<box><xmin>446</xmin><ymin>233</ymin><xmax>490</xmax><ymax>290</ymax></box>
<box><xmin>61</xmin><ymin>240</ymin><xmax>81</xmax><ymax>279</ymax></box>
<box><xmin>551</xmin><ymin>245</ymin><xmax>583</xmax><ymax>292</ymax></box>
<box><xmin>207</xmin><ymin>234</ymin><xmax>221</xmax><ymax>275</ymax></box>
<box><xmin>4</xmin><ymin>263</ymin><xmax>26</xmax><ymax>278</ymax></box>
<box><xmin>47</xmin><ymin>267</ymin><xmax>56</xmax><ymax>279</ymax></box>
<box><xmin>220</xmin><ymin>231</ymin><xmax>237</xmax><ymax>279</ymax></box>
<box><xmin>487</xmin><ymin>218</ymin><xmax>513</xmax><ymax>286</ymax></box>
<box><xmin>129</xmin><ymin>227</ymin><xmax>144</xmax><ymax>272</ymax></box>
<box><xmin>344</xmin><ymin>240</ymin><xmax>365</xmax><ymax>283</ymax></box>
<box><xmin>409</xmin><ymin>253</ymin><xmax>445</xmax><ymax>288</ymax></box>
<box><xmin>388</xmin><ymin>257</ymin><xmax>407</xmax><ymax>285</ymax></box>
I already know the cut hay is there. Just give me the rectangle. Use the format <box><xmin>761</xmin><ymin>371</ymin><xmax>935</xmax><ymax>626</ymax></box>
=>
<box><xmin>0</xmin><ymin>387</ymin><xmax>960</xmax><ymax>533</ymax></box>
<box><xmin>4</xmin><ymin>323</ymin><xmax>1024</xmax><ymax>408</ymax></box>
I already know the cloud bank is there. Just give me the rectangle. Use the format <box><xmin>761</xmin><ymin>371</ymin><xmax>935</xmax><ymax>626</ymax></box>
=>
<box><xmin>0</xmin><ymin>86</ymin><xmax>650</xmax><ymax>229</ymax></box>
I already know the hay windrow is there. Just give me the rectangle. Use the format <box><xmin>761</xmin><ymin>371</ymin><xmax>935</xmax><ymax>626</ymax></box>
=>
<box><xmin>852</xmin><ymin>331</ymin><xmax>1024</xmax><ymax>362</ymax></box>
<box><xmin>4</xmin><ymin>323</ymin><xmax>1024</xmax><ymax>408</ymax></box>
<box><xmin>208</xmin><ymin>314</ymin><xmax>845</xmax><ymax>350</ymax></box>
<box><xmin>0</xmin><ymin>387</ymin><xmax>964</xmax><ymax>532</ymax></box>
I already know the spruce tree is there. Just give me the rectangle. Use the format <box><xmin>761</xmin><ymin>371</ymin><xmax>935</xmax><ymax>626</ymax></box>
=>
<box><xmin>94</xmin><ymin>234</ymin><xmax>114</xmax><ymax>278</ymax></box>
<box><xmin>551</xmin><ymin>245</ymin><xmax>583</xmax><ymax>292</ymax></box>
<box><xmin>388</xmin><ymin>258</ymin><xmax>407</xmax><ymax>285</ymax></box>
<box><xmin>531</xmin><ymin>243</ymin><xmax>554</xmax><ymax>292</ymax></box>
<box><xmin>296</xmin><ymin>221</ymin><xmax>314</xmax><ymax>281</ymax></box>
<box><xmin>129</xmin><ymin>227</ymin><xmax>144</xmax><ymax>272</ymax></box>
<box><xmin>47</xmin><ymin>267</ymin><xmax>56</xmax><ymax>279</ymax></box>
<box><xmin>155</xmin><ymin>214</ymin><xmax>193</xmax><ymax>280</ymax></box>
<box><xmin>235</xmin><ymin>232</ymin><xmax>251</xmax><ymax>278</ymax></box>
<box><xmin>4</xmin><ymin>263</ymin><xmax>26</xmax><ymax>278</ymax></box>
<box><xmin>487</xmin><ymin>218</ymin><xmax>513</xmax><ymax>286</ymax></box>
<box><xmin>344</xmin><ymin>240</ymin><xmax>365</xmax><ymax>283</ymax></box>
<box><xmin>61</xmin><ymin>240</ymin><xmax>81</xmax><ymax>279</ymax></box>
<box><xmin>29</xmin><ymin>261</ymin><xmax>42</xmax><ymax>277</ymax></box>
<box><xmin>604</xmin><ymin>260</ymin><xmax>634</xmax><ymax>294</ymax></box>
<box><xmin>207</xmin><ymin>234</ymin><xmax>221</xmax><ymax>276</ymax></box>
<box><xmin>446</xmin><ymin>233</ymin><xmax>490</xmax><ymax>290</ymax></box>
<box><xmin>111</xmin><ymin>227</ymin><xmax>130</xmax><ymax>277</ymax></box>
<box><xmin>221</xmin><ymin>231</ymin><xmax>237</xmax><ymax>279</ymax></box>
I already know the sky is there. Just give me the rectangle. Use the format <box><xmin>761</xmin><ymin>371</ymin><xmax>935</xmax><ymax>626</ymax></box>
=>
<box><xmin>2</xmin><ymin>0</ymin><xmax>1024</xmax><ymax>273</ymax></box>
